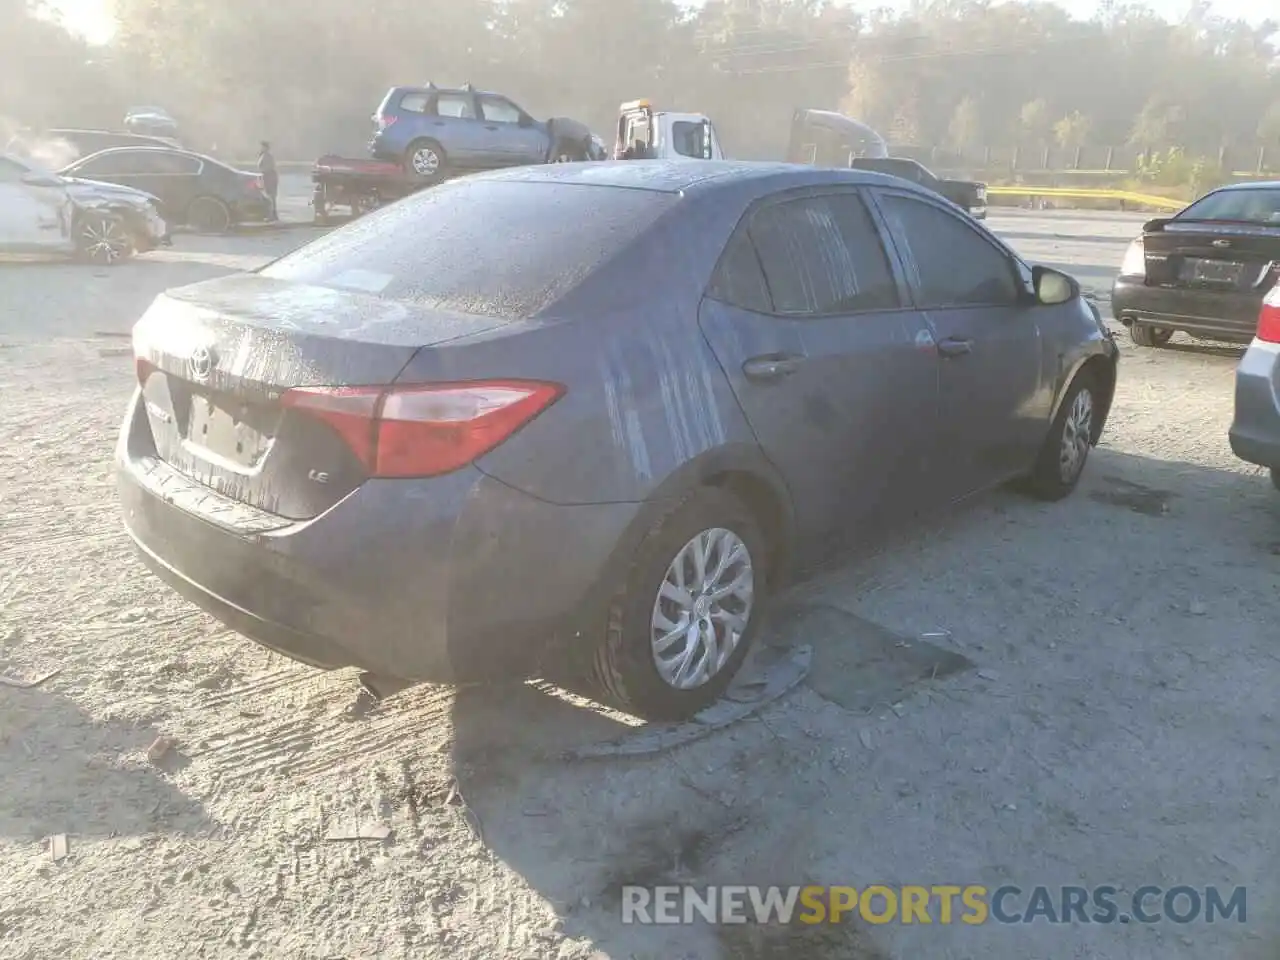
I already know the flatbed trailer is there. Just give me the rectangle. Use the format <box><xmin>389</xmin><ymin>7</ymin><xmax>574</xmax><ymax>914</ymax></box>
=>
<box><xmin>310</xmin><ymin>154</ymin><xmax>435</xmax><ymax>224</ymax></box>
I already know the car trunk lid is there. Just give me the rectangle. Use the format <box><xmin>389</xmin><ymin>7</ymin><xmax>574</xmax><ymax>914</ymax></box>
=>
<box><xmin>131</xmin><ymin>273</ymin><xmax>509</xmax><ymax>520</ymax></box>
<box><xmin>1140</xmin><ymin>218</ymin><xmax>1280</xmax><ymax>293</ymax></box>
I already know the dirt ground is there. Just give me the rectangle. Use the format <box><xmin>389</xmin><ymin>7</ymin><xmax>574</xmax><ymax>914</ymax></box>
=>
<box><xmin>1</xmin><ymin>205</ymin><xmax>1278</xmax><ymax>960</ymax></box>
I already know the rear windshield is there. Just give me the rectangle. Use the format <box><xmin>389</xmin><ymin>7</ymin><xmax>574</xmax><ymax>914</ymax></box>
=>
<box><xmin>1177</xmin><ymin>188</ymin><xmax>1280</xmax><ymax>225</ymax></box>
<box><xmin>260</xmin><ymin>180</ymin><xmax>677</xmax><ymax>318</ymax></box>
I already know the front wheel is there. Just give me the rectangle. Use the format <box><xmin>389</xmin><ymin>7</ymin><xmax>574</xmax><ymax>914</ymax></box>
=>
<box><xmin>1130</xmin><ymin>322</ymin><xmax>1174</xmax><ymax>347</ymax></box>
<box><xmin>74</xmin><ymin>213</ymin><xmax>133</xmax><ymax>265</ymax></box>
<box><xmin>590</xmin><ymin>489</ymin><xmax>768</xmax><ymax>722</ymax></box>
<box><xmin>1024</xmin><ymin>374</ymin><xmax>1098</xmax><ymax>501</ymax></box>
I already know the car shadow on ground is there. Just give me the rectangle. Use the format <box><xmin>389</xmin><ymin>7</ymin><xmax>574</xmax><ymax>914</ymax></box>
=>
<box><xmin>443</xmin><ymin>447</ymin><xmax>1279</xmax><ymax>959</ymax></box>
<box><xmin>0</xmin><ymin>685</ymin><xmax>208</xmax><ymax>843</ymax></box>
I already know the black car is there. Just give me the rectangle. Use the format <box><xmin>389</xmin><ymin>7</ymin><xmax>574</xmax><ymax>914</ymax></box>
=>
<box><xmin>850</xmin><ymin>157</ymin><xmax>987</xmax><ymax>219</ymax></box>
<box><xmin>59</xmin><ymin>147</ymin><xmax>271</xmax><ymax>233</ymax></box>
<box><xmin>1112</xmin><ymin>181</ymin><xmax>1280</xmax><ymax>346</ymax></box>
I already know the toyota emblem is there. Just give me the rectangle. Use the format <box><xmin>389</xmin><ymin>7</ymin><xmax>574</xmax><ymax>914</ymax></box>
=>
<box><xmin>188</xmin><ymin>345</ymin><xmax>216</xmax><ymax>381</ymax></box>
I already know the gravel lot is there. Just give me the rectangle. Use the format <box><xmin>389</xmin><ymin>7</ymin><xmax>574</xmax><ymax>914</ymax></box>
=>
<box><xmin>2</xmin><ymin>196</ymin><xmax>1278</xmax><ymax>960</ymax></box>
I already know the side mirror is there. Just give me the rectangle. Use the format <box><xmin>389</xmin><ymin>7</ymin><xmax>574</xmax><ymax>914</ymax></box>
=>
<box><xmin>518</xmin><ymin>114</ymin><xmax>533</xmax><ymax>128</ymax></box>
<box><xmin>1032</xmin><ymin>265</ymin><xmax>1078</xmax><ymax>305</ymax></box>
<box><xmin>22</xmin><ymin>173</ymin><xmax>62</xmax><ymax>188</ymax></box>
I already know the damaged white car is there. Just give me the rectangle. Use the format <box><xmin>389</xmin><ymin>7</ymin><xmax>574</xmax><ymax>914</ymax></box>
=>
<box><xmin>0</xmin><ymin>152</ymin><xmax>170</xmax><ymax>264</ymax></box>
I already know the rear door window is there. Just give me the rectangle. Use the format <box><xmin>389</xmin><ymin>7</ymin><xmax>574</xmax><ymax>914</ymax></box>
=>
<box><xmin>876</xmin><ymin>192</ymin><xmax>1021</xmax><ymax>307</ymax></box>
<box><xmin>70</xmin><ymin>151</ymin><xmax>135</xmax><ymax>176</ymax></box>
<box><xmin>259</xmin><ymin>180</ymin><xmax>678</xmax><ymax>319</ymax></box>
<box><xmin>746</xmin><ymin>192</ymin><xmax>900</xmax><ymax>315</ymax></box>
<box><xmin>435</xmin><ymin>93</ymin><xmax>476</xmax><ymax>119</ymax></box>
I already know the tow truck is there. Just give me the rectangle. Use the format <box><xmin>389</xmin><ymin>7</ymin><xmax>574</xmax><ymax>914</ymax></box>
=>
<box><xmin>613</xmin><ymin>100</ymin><xmax>725</xmax><ymax>160</ymax></box>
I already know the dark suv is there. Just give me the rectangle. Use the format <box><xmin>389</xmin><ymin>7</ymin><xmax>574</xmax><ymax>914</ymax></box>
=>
<box><xmin>368</xmin><ymin>83</ymin><xmax>594</xmax><ymax>181</ymax></box>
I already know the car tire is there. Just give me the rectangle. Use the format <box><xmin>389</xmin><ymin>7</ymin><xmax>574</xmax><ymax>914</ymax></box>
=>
<box><xmin>187</xmin><ymin>196</ymin><xmax>232</xmax><ymax>234</ymax></box>
<box><xmin>590</xmin><ymin>488</ymin><xmax>768</xmax><ymax>722</ymax></box>
<box><xmin>405</xmin><ymin>140</ymin><xmax>447</xmax><ymax>182</ymax></box>
<box><xmin>550</xmin><ymin>138</ymin><xmax>582</xmax><ymax>162</ymax></box>
<box><xmin>1130</xmin><ymin>322</ymin><xmax>1173</xmax><ymax>347</ymax></box>
<box><xmin>1024</xmin><ymin>372</ymin><xmax>1100</xmax><ymax>501</ymax></box>
<box><xmin>73</xmin><ymin>212</ymin><xmax>134</xmax><ymax>265</ymax></box>
<box><xmin>1271</xmin><ymin>468</ymin><xmax>1280</xmax><ymax>493</ymax></box>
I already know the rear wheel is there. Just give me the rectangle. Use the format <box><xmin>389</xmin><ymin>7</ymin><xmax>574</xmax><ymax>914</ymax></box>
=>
<box><xmin>405</xmin><ymin>140</ymin><xmax>447</xmax><ymax>182</ymax></box>
<box><xmin>188</xmin><ymin>196</ymin><xmax>232</xmax><ymax>233</ymax></box>
<box><xmin>74</xmin><ymin>213</ymin><xmax>133</xmax><ymax>265</ymax></box>
<box><xmin>1130</xmin><ymin>322</ymin><xmax>1174</xmax><ymax>347</ymax></box>
<box><xmin>1024</xmin><ymin>372</ymin><xmax>1098</xmax><ymax>501</ymax></box>
<box><xmin>590</xmin><ymin>488</ymin><xmax>768</xmax><ymax>722</ymax></box>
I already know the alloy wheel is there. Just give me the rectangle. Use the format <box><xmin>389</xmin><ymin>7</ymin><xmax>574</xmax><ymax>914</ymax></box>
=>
<box><xmin>79</xmin><ymin>217</ymin><xmax>130</xmax><ymax>265</ymax></box>
<box><xmin>650</xmin><ymin>527</ymin><xmax>755</xmax><ymax>690</ymax></box>
<box><xmin>1059</xmin><ymin>388</ymin><xmax>1094</xmax><ymax>483</ymax></box>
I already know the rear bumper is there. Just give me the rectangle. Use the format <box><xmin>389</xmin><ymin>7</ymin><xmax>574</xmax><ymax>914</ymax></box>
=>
<box><xmin>115</xmin><ymin>387</ymin><xmax>639</xmax><ymax>682</ymax></box>
<box><xmin>1111</xmin><ymin>276</ymin><xmax>1265</xmax><ymax>342</ymax></box>
<box><xmin>1229</xmin><ymin>339</ymin><xmax>1280</xmax><ymax>471</ymax></box>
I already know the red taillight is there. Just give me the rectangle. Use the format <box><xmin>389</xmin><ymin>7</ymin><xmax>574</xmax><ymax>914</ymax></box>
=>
<box><xmin>377</xmin><ymin>115</ymin><xmax>397</xmax><ymax>130</ymax></box>
<box><xmin>280</xmin><ymin>380</ymin><xmax>563</xmax><ymax>478</ymax></box>
<box><xmin>136</xmin><ymin>356</ymin><xmax>152</xmax><ymax>383</ymax></box>
<box><xmin>1258</xmin><ymin>285</ymin><xmax>1280</xmax><ymax>343</ymax></box>
<box><xmin>247</xmin><ymin>176</ymin><xmax>264</xmax><ymax>192</ymax></box>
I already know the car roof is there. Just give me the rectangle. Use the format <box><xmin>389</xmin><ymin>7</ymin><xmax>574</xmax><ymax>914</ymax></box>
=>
<box><xmin>71</xmin><ymin>145</ymin><xmax>219</xmax><ymax>166</ymax></box>
<box><xmin>1210</xmin><ymin>180</ymin><xmax>1280</xmax><ymax>192</ymax></box>
<box><xmin>464</xmin><ymin>159</ymin><xmax>929</xmax><ymax>197</ymax></box>
<box><xmin>394</xmin><ymin>84</ymin><xmax>501</xmax><ymax>98</ymax></box>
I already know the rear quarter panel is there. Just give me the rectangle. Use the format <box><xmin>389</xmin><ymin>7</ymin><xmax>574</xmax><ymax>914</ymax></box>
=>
<box><xmin>393</xmin><ymin>193</ymin><xmax>765</xmax><ymax>506</ymax></box>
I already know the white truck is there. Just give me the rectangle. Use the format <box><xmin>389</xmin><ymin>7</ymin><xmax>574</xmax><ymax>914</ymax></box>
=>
<box><xmin>613</xmin><ymin>100</ymin><xmax>726</xmax><ymax>161</ymax></box>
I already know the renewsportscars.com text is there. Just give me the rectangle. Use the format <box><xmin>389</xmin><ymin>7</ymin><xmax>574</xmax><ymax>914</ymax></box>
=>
<box><xmin>621</xmin><ymin>884</ymin><xmax>1247</xmax><ymax>925</ymax></box>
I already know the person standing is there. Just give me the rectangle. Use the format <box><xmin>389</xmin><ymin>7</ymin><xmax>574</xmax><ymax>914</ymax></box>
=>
<box><xmin>258</xmin><ymin>141</ymin><xmax>278</xmax><ymax>222</ymax></box>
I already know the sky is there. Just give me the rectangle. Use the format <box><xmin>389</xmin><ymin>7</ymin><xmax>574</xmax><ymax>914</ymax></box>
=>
<box><xmin>44</xmin><ymin>0</ymin><xmax>1279</xmax><ymax>46</ymax></box>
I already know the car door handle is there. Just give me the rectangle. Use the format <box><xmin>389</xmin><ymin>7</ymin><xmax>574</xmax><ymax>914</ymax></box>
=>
<box><xmin>484</xmin><ymin>124</ymin><xmax>498</xmax><ymax>131</ymax></box>
<box><xmin>743</xmin><ymin>355</ymin><xmax>802</xmax><ymax>381</ymax></box>
<box><xmin>937</xmin><ymin>337</ymin><xmax>973</xmax><ymax>358</ymax></box>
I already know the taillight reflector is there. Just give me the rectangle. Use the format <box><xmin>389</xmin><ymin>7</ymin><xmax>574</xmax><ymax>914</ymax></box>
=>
<box><xmin>280</xmin><ymin>380</ymin><xmax>563</xmax><ymax>478</ymax></box>
<box><xmin>378</xmin><ymin>115</ymin><xmax>397</xmax><ymax>129</ymax></box>
<box><xmin>1258</xmin><ymin>285</ymin><xmax>1280</xmax><ymax>343</ymax></box>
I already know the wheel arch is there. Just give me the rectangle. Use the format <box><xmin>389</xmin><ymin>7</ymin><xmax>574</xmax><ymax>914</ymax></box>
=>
<box><xmin>1052</xmin><ymin>350</ymin><xmax>1117</xmax><ymax>444</ymax></box>
<box><xmin>567</xmin><ymin>445</ymin><xmax>796</xmax><ymax>647</ymax></box>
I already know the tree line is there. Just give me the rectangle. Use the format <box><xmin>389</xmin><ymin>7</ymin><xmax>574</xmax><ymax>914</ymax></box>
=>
<box><xmin>3</xmin><ymin>0</ymin><xmax>1278</xmax><ymax>163</ymax></box>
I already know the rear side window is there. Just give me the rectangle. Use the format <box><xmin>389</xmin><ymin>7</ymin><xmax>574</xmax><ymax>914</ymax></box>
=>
<box><xmin>397</xmin><ymin>93</ymin><xmax>431</xmax><ymax>114</ymax></box>
<box><xmin>708</xmin><ymin>229</ymin><xmax>771</xmax><ymax>313</ymax></box>
<box><xmin>877</xmin><ymin>193</ymin><xmax>1019</xmax><ymax>307</ymax></box>
<box><xmin>259</xmin><ymin>180</ymin><xmax>678</xmax><ymax>319</ymax></box>
<box><xmin>746</xmin><ymin>193</ymin><xmax>899</xmax><ymax>315</ymax></box>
